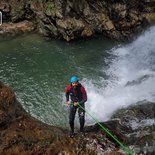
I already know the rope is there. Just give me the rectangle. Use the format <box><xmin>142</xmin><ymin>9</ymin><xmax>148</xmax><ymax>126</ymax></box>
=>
<box><xmin>77</xmin><ymin>103</ymin><xmax>134</xmax><ymax>155</ymax></box>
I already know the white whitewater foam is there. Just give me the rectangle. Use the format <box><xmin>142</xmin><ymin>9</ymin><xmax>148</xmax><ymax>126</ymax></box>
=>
<box><xmin>84</xmin><ymin>26</ymin><xmax>155</xmax><ymax>124</ymax></box>
<box><xmin>130</xmin><ymin>118</ymin><xmax>155</xmax><ymax>130</ymax></box>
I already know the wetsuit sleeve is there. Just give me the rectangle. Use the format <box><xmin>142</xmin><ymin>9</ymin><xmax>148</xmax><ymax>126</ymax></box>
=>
<box><xmin>65</xmin><ymin>85</ymin><xmax>71</xmax><ymax>102</ymax></box>
<box><xmin>79</xmin><ymin>86</ymin><xmax>87</xmax><ymax>104</ymax></box>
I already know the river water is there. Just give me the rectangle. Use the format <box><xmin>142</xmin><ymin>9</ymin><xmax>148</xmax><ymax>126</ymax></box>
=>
<box><xmin>0</xmin><ymin>26</ymin><xmax>155</xmax><ymax>129</ymax></box>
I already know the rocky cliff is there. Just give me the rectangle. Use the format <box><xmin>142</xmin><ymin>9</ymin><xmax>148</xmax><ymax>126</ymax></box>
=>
<box><xmin>0</xmin><ymin>0</ymin><xmax>155</xmax><ymax>41</ymax></box>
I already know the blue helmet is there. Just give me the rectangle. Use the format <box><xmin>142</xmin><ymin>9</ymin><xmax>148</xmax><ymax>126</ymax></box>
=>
<box><xmin>70</xmin><ymin>76</ymin><xmax>78</xmax><ymax>83</ymax></box>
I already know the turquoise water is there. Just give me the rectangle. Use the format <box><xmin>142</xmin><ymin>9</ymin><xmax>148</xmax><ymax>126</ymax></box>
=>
<box><xmin>0</xmin><ymin>34</ymin><xmax>116</xmax><ymax>128</ymax></box>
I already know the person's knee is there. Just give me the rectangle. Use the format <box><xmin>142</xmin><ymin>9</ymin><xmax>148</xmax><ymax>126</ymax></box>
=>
<box><xmin>79</xmin><ymin>116</ymin><xmax>85</xmax><ymax>123</ymax></box>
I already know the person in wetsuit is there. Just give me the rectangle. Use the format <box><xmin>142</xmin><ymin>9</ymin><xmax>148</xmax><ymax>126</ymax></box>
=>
<box><xmin>65</xmin><ymin>76</ymin><xmax>87</xmax><ymax>137</ymax></box>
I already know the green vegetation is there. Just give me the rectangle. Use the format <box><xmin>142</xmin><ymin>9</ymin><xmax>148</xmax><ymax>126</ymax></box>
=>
<box><xmin>27</xmin><ymin>0</ymin><xmax>53</xmax><ymax>5</ymax></box>
<box><xmin>46</xmin><ymin>1</ymin><xmax>55</xmax><ymax>11</ymax></box>
<box><xmin>27</xmin><ymin>0</ymin><xmax>32</xmax><ymax>5</ymax></box>
<box><xmin>44</xmin><ymin>1</ymin><xmax>57</xmax><ymax>16</ymax></box>
<box><xmin>39</xmin><ymin>0</ymin><xmax>52</xmax><ymax>3</ymax></box>
<box><xmin>27</xmin><ymin>0</ymin><xmax>56</xmax><ymax>12</ymax></box>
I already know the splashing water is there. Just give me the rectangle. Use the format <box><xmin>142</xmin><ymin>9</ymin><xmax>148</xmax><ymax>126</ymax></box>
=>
<box><xmin>84</xmin><ymin>26</ymin><xmax>155</xmax><ymax>123</ymax></box>
<box><xmin>0</xmin><ymin>27</ymin><xmax>155</xmax><ymax>127</ymax></box>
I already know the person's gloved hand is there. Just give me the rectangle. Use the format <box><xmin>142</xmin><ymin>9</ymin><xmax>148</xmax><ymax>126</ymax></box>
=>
<box><xmin>74</xmin><ymin>102</ymin><xmax>79</xmax><ymax>106</ymax></box>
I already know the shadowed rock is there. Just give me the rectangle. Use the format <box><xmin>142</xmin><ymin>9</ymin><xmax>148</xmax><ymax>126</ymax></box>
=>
<box><xmin>111</xmin><ymin>100</ymin><xmax>155</xmax><ymax>154</ymax></box>
<box><xmin>0</xmin><ymin>0</ymin><xmax>155</xmax><ymax>41</ymax></box>
<box><xmin>125</xmin><ymin>74</ymin><xmax>154</xmax><ymax>86</ymax></box>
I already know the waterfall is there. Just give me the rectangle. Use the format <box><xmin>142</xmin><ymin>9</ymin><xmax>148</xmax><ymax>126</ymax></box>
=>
<box><xmin>85</xmin><ymin>26</ymin><xmax>155</xmax><ymax>123</ymax></box>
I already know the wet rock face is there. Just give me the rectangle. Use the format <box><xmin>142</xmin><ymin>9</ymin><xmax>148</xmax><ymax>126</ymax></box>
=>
<box><xmin>111</xmin><ymin>101</ymin><xmax>155</xmax><ymax>154</ymax></box>
<box><xmin>0</xmin><ymin>0</ymin><xmax>155</xmax><ymax>41</ymax></box>
<box><xmin>86</xmin><ymin>101</ymin><xmax>155</xmax><ymax>154</ymax></box>
<box><xmin>112</xmin><ymin>101</ymin><xmax>155</xmax><ymax>130</ymax></box>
